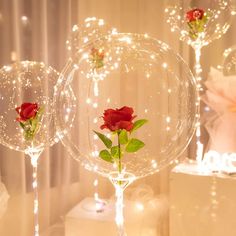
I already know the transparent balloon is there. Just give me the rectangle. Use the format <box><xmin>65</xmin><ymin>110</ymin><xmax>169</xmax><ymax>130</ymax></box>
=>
<box><xmin>165</xmin><ymin>0</ymin><xmax>234</xmax><ymax>50</ymax></box>
<box><xmin>55</xmin><ymin>33</ymin><xmax>198</xmax><ymax>179</ymax></box>
<box><xmin>66</xmin><ymin>17</ymin><xmax>117</xmax><ymax>58</ymax></box>
<box><xmin>0</xmin><ymin>61</ymin><xmax>74</xmax><ymax>152</ymax></box>
<box><xmin>222</xmin><ymin>45</ymin><xmax>236</xmax><ymax>75</ymax></box>
<box><xmin>0</xmin><ymin>61</ymin><xmax>75</xmax><ymax>236</ymax></box>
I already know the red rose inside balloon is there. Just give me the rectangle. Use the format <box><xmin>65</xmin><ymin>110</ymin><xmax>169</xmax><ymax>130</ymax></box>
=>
<box><xmin>186</xmin><ymin>8</ymin><xmax>204</xmax><ymax>22</ymax></box>
<box><xmin>185</xmin><ymin>8</ymin><xmax>209</xmax><ymax>40</ymax></box>
<box><xmin>94</xmin><ymin>106</ymin><xmax>148</xmax><ymax>173</ymax></box>
<box><xmin>90</xmin><ymin>47</ymin><xmax>105</xmax><ymax>69</ymax></box>
<box><xmin>16</xmin><ymin>102</ymin><xmax>43</xmax><ymax>141</ymax></box>
<box><xmin>100</xmin><ymin>106</ymin><xmax>136</xmax><ymax>132</ymax></box>
<box><xmin>16</xmin><ymin>103</ymin><xmax>39</xmax><ymax>122</ymax></box>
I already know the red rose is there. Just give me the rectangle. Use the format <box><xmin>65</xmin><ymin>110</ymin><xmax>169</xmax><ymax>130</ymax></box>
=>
<box><xmin>16</xmin><ymin>103</ymin><xmax>39</xmax><ymax>122</ymax></box>
<box><xmin>91</xmin><ymin>47</ymin><xmax>104</xmax><ymax>59</ymax></box>
<box><xmin>100</xmin><ymin>106</ymin><xmax>136</xmax><ymax>132</ymax></box>
<box><xmin>186</xmin><ymin>8</ymin><xmax>204</xmax><ymax>22</ymax></box>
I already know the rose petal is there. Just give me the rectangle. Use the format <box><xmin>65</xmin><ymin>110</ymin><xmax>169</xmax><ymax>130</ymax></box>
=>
<box><xmin>116</xmin><ymin>121</ymin><xmax>133</xmax><ymax>131</ymax></box>
<box><xmin>186</xmin><ymin>8</ymin><xmax>204</xmax><ymax>22</ymax></box>
<box><xmin>17</xmin><ymin>103</ymin><xmax>39</xmax><ymax>120</ymax></box>
<box><xmin>21</xmin><ymin>105</ymin><xmax>36</xmax><ymax>119</ymax></box>
<box><xmin>15</xmin><ymin>106</ymin><xmax>21</xmax><ymax>114</ymax></box>
<box><xmin>100</xmin><ymin>124</ymin><xmax>108</xmax><ymax>130</ymax></box>
<box><xmin>16</xmin><ymin>117</ymin><xmax>25</xmax><ymax>122</ymax></box>
<box><xmin>103</xmin><ymin>109</ymin><xmax>115</xmax><ymax>116</ymax></box>
<box><xmin>118</xmin><ymin>106</ymin><xmax>134</xmax><ymax>115</ymax></box>
<box><xmin>100</xmin><ymin>106</ymin><xmax>136</xmax><ymax>132</ymax></box>
<box><xmin>21</xmin><ymin>103</ymin><xmax>34</xmax><ymax>110</ymax></box>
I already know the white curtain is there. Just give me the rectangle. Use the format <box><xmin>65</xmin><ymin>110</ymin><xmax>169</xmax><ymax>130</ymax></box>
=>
<box><xmin>0</xmin><ymin>0</ymin><xmax>235</xmax><ymax>236</ymax></box>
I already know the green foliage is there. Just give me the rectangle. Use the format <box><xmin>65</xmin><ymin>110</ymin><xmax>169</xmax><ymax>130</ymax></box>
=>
<box><xmin>131</xmin><ymin>119</ymin><xmax>148</xmax><ymax>133</ymax></box>
<box><xmin>19</xmin><ymin>106</ymin><xmax>44</xmax><ymax>141</ymax></box>
<box><xmin>119</xmin><ymin>129</ymin><xmax>128</xmax><ymax>144</ymax></box>
<box><xmin>92</xmin><ymin>54</ymin><xmax>104</xmax><ymax>69</ymax></box>
<box><xmin>188</xmin><ymin>13</ymin><xmax>209</xmax><ymax>40</ymax></box>
<box><xmin>111</xmin><ymin>146</ymin><xmax>119</xmax><ymax>158</ymax></box>
<box><xmin>125</xmin><ymin>138</ymin><xmax>145</xmax><ymax>153</ymax></box>
<box><xmin>99</xmin><ymin>150</ymin><xmax>113</xmax><ymax>163</ymax></box>
<box><xmin>93</xmin><ymin>131</ymin><xmax>112</xmax><ymax>148</ymax></box>
<box><xmin>94</xmin><ymin>116</ymin><xmax>148</xmax><ymax>166</ymax></box>
<box><xmin>19</xmin><ymin>122</ymin><xmax>25</xmax><ymax>129</ymax></box>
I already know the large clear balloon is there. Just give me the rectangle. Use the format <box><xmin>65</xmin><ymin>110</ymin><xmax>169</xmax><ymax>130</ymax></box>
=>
<box><xmin>165</xmin><ymin>0</ymin><xmax>234</xmax><ymax>49</ymax></box>
<box><xmin>0</xmin><ymin>61</ymin><xmax>74</xmax><ymax>153</ymax></box>
<box><xmin>55</xmin><ymin>33</ymin><xmax>198</xmax><ymax>179</ymax></box>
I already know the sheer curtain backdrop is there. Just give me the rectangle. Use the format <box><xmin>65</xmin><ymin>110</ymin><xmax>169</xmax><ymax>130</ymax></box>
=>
<box><xmin>0</xmin><ymin>0</ymin><xmax>235</xmax><ymax>236</ymax></box>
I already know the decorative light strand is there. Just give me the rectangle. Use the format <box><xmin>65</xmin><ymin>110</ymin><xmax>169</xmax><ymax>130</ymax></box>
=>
<box><xmin>30</xmin><ymin>155</ymin><xmax>39</xmax><ymax>236</ymax></box>
<box><xmin>115</xmin><ymin>185</ymin><xmax>125</xmax><ymax>236</ymax></box>
<box><xmin>109</xmin><ymin>172</ymin><xmax>135</xmax><ymax>236</ymax></box>
<box><xmin>194</xmin><ymin>46</ymin><xmax>204</xmax><ymax>164</ymax></box>
<box><xmin>210</xmin><ymin>176</ymin><xmax>218</xmax><ymax>223</ymax></box>
<box><xmin>93</xmin><ymin>178</ymin><xmax>104</xmax><ymax>213</ymax></box>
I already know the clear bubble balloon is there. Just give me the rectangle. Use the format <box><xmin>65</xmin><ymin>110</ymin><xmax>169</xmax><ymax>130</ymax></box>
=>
<box><xmin>55</xmin><ymin>33</ymin><xmax>197</xmax><ymax>179</ymax></box>
<box><xmin>165</xmin><ymin>0</ymin><xmax>235</xmax><ymax>49</ymax></box>
<box><xmin>66</xmin><ymin>17</ymin><xmax>117</xmax><ymax>57</ymax></box>
<box><xmin>0</xmin><ymin>61</ymin><xmax>74</xmax><ymax>153</ymax></box>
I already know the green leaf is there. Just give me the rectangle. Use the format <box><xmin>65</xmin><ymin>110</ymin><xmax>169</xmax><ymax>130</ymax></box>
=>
<box><xmin>96</xmin><ymin>60</ymin><xmax>104</xmax><ymax>69</ymax></box>
<box><xmin>125</xmin><ymin>138</ymin><xmax>145</xmax><ymax>153</ymax></box>
<box><xmin>94</xmin><ymin>131</ymin><xmax>112</xmax><ymax>148</ymax></box>
<box><xmin>187</xmin><ymin>22</ymin><xmax>194</xmax><ymax>29</ymax></box>
<box><xmin>119</xmin><ymin>129</ymin><xmax>128</xmax><ymax>144</ymax></box>
<box><xmin>31</xmin><ymin>118</ymin><xmax>38</xmax><ymax>131</ymax></box>
<box><xmin>131</xmin><ymin>119</ymin><xmax>148</xmax><ymax>133</ymax></box>
<box><xmin>36</xmin><ymin>107</ymin><xmax>44</xmax><ymax>121</ymax></box>
<box><xmin>111</xmin><ymin>146</ymin><xmax>119</xmax><ymax>158</ymax></box>
<box><xmin>24</xmin><ymin>130</ymin><xmax>34</xmax><ymax>141</ymax></box>
<box><xmin>19</xmin><ymin>122</ymin><xmax>25</xmax><ymax>129</ymax></box>
<box><xmin>99</xmin><ymin>150</ymin><xmax>113</xmax><ymax>163</ymax></box>
<box><xmin>202</xmin><ymin>15</ymin><xmax>208</xmax><ymax>24</ymax></box>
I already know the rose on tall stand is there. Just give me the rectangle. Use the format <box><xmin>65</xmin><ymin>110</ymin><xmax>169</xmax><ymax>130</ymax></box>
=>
<box><xmin>165</xmin><ymin>1</ymin><xmax>235</xmax><ymax>164</ymax></box>
<box><xmin>94</xmin><ymin>106</ymin><xmax>147</xmax><ymax>235</ymax></box>
<box><xmin>55</xmin><ymin>30</ymin><xmax>198</xmax><ymax>236</ymax></box>
<box><xmin>0</xmin><ymin>61</ymin><xmax>75</xmax><ymax>236</ymax></box>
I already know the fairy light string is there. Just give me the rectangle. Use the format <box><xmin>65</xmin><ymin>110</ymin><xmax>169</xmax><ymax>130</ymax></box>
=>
<box><xmin>194</xmin><ymin>46</ymin><xmax>204</xmax><ymax>164</ymax></box>
<box><xmin>30</xmin><ymin>153</ymin><xmax>40</xmax><ymax>236</ymax></box>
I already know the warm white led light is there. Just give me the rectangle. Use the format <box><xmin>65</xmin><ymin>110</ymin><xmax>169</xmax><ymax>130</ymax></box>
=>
<box><xmin>136</xmin><ymin>202</ymin><xmax>144</xmax><ymax>211</ymax></box>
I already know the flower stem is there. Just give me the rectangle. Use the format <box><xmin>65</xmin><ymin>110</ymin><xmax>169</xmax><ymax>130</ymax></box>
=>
<box><xmin>117</xmin><ymin>131</ymin><xmax>122</xmax><ymax>174</ymax></box>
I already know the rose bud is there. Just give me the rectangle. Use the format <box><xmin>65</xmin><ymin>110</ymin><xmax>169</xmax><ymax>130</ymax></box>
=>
<box><xmin>186</xmin><ymin>8</ymin><xmax>204</xmax><ymax>22</ymax></box>
<box><xmin>100</xmin><ymin>106</ymin><xmax>136</xmax><ymax>132</ymax></box>
<box><xmin>16</xmin><ymin>103</ymin><xmax>39</xmax><ymax>122</ymax></box>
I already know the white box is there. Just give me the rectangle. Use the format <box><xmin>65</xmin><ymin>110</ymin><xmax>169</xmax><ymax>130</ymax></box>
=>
<box><xmin>170</xmin><ymin>161</ymin><xmax>236</xmax><ymax>236</ymax></box>
<box><xmin>65</xmin><ymin>197</ymin><xmax>158</xmax><ymax>236</ymax></box>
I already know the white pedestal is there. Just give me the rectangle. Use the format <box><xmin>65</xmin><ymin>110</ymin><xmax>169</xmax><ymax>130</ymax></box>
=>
<box><xmin>170</xmin><ymin>161</ymin><xmax>236</xmax><ymax>236</ymax></box>
<box><xmin>65</xmin><ymin>198</ymin><xmax>158</xmax><ymax>236</ymax></box>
